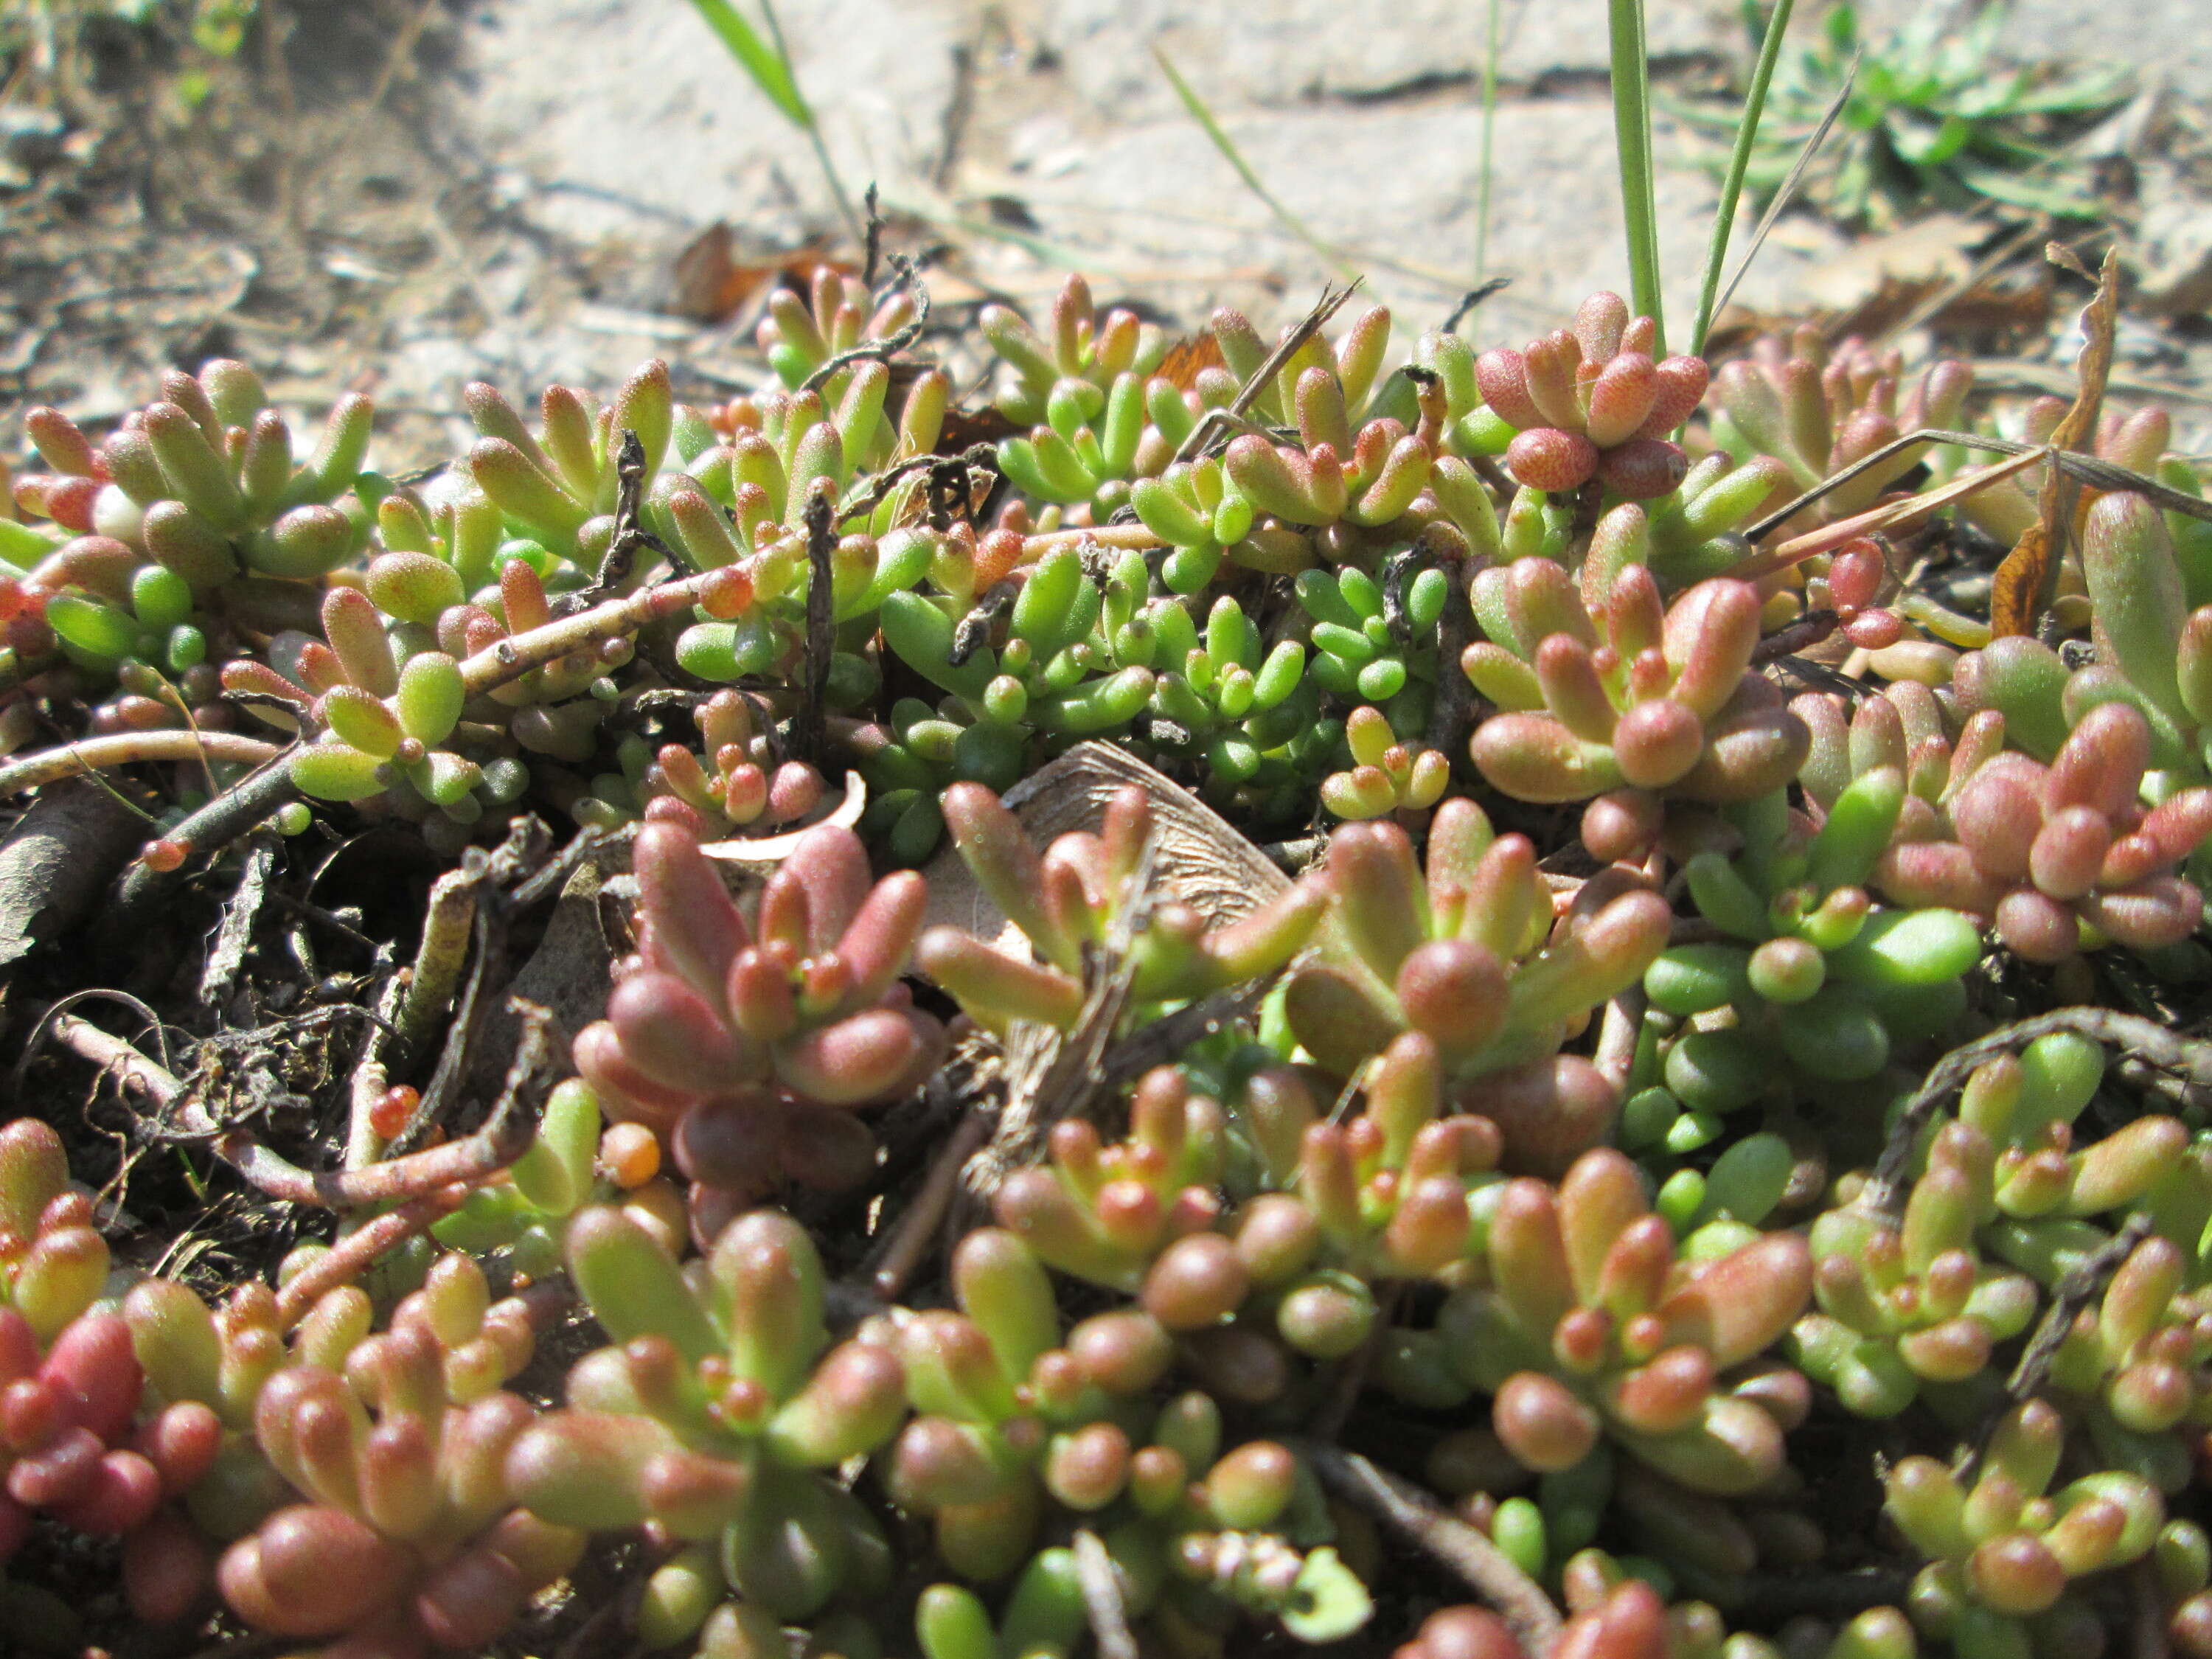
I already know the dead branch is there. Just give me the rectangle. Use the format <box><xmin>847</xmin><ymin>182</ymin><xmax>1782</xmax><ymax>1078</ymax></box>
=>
<box><xmin>1073</xmin><ymin>1528</ymin><xmax>1138</xmax><ymax>1659</ymax></box>
<box><xmin>1285</xmin><ymin>1437</ymin><xmax>1562</xmax><ymax>1657</ymax></box>
<box><xmin>1865</xmin><ymin>1009</ymin><xmax>2212</xmax><ymax>1222</ymax></box>
<box><xmin>0</xmin><ymin>730</ymin><xmax>282</xmax><ymax>799</ymax></box>
<box><xmin>1954</xmin><ymin>1214</ymin><xmax>2153</xmax><ymax>1484</ymax></box>
<box><xmin>1752</xmin><ymin>608</ymin><xmax>1841</xmax><ymax>665</ymax></box>
<box><xmin>274</xmin><ymin>1186</ymin><xmax>468</xmax><ymax>1326</ymax></box>
<box><xmin>51</xmin><ymin>999</ymin><xmax>555</xmax><ymax>1211</ymax></box>
<box><xmin>796</xmin><ymin>480</ymin><xmax>835</xmax><ymax>769</ymax></box>
<box><xmin>456</xmin><ymin>563</ymin><xmax>746</xmax><ymax>699</ymax></box>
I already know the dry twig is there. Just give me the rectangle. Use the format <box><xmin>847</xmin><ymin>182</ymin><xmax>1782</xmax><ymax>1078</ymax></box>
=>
<box><xmin>1073</xmin><ymin>1528</ymin><xmax>1139</xmax><ymax>1659</ymax></box>
<box><xmin>1286</xmin><ymin>1437</ymin><xmax>1562</xmax><ymax>1656</ymax></box>
<box><xmin>1865</xmin><ymin>1009</ymin><xmax>2212</xmax><ymax>1221</ymax></box>
<box><xmin>1954</xmin><ymin>1213</ymin><xmax>2153</xmax><ymax>1484</ymax></box>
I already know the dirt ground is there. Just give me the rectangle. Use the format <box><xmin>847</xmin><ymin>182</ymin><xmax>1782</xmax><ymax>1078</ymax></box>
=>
<box><xmin>3</xmin><ymin>0</ymin><xmax>2211</xmax><ymax>470</ymax></box>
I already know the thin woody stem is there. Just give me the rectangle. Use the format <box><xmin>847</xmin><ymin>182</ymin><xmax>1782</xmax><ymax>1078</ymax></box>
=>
<box><xmin>1286</xmin><ymin>1437</ymin><xmax>1563</xmax><ymax>1656</ymax></box>
<box><xmin>796</xmin><ymin>482</ymin><xmax>834</xmax><ymax>768</ymax></box>
<box><xmin>457</xmin><ymin>565</ymin><xmax>748</xmax><ymax>698</ymax></box>
<box><xmin>1865</xmin><ymin>1008</ymin><xmax>2212</xmax><ymax>1221</ymax></box>
<box><xmin>1020</xmin><ymin>524</ymin><xmax>1169</xmax><ymax>556</ymax></box>
<box><xmin>275</xmin><ymin>1188</ymin><xmax>467</xmax><ymax>1326</ymax></box>
<box><xmin>1072</xmin><ymin>1529</ymin><xmax>1138</xmax><ymax>1659</ymax></box>
<box><xmin>394</xmin><ymin>865</ymin><xmax>484</xmax><ymax>1055</ymax></box>
<box><xmin>1751</xmin><ymin>608</ymin><xmax>1840</xmax><ymax>665</ymax></box>
<box><xmin>1952</xmin><ymin>1214</ymin><xmax>2152</xmax><ymax>1485</ymax></box>
<box><xmin>50</xmin><ymin>1001</ymin><xmax>555</xmax><ymax>1211</ymax></box>
<box><xmin>0</xmin><ymin>730</ymin><xmax>281</xmax><ymax>798</ymax></box>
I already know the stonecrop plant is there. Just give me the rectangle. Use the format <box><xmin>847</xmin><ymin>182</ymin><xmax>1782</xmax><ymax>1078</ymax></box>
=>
<box><xmin>10</xmin><ymin>240</ymin><xmax>2212</xmax><ymax>1659</ymax></box>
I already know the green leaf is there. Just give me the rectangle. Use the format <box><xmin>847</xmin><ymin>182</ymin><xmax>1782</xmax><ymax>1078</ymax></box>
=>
<box><xmin>1689</xmin><ymin>0</ymin><xmax>1798</xmax><ymax>354</ymax></box>
<box><xmin>2004</xmin><ymin>68</ymin><xmax>2132</xmax><ymax>114</ymax></box>
<box><xmin>1282</xmin><ymin>1548</ymin><xmax>1374</xmax><ymax>1644</ymax></box>
<box><xmin>1154</xmin><ymin>46</ymin><xmax>1355</xmax><ymax>280</ymax></box>
<box><xmin>1606</xmin><ymin>0</ymin><xmax>1666</xmax><ymax>349</ymax></box>
<box><xmin>1948</xmin><ymin>159</ymin><xmax>2101</xmax><ymax>217</ymax></box>
<box><xmin>683</xmin><ymin>0</ymin><xmax>810</xmax><ymax>128</ymax></box>
<box><xmin>1890</xmin><ymin>112</ymin><xmax>1970</xmax><ymax>165</ymax></box>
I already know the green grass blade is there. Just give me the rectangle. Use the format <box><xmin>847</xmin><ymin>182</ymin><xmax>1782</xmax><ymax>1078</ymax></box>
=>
<box><xmin>1607</xmin><ymin>0</ymin><xmax>1665</xmax><ymax>352</ymax></box>
<box><xmin>1155</xmin><ymin>46</ymin><xmax>1358</xmax><ymax>282</ymax></box>
<box><xmin>684</xmin><ymin>0</ymin><xmax>807</xmax><ymax>127</ymax></box>
<box><xmin>757</xmin><ymin>0</ymin><xmax>864</xmax><ymax>246</ymax></box>
<box><xmin>1475</xmin><ymin>0</ymin><xmax>1503</xmax><ymax>282</ymax></box>
<box><xmin>1689</xmin><ymin>0</ymin><xmax>1796</xmax><ymax>356</ymax></box>
<box><xmin>1711</xmin><ymin>52</ymin><xmax>1857</xmax><ymax>323</ymax></box>
<box><xmin>684</xmin><ymin>0</ymin><xmax>863</xmax><ymax>246</ymax></box>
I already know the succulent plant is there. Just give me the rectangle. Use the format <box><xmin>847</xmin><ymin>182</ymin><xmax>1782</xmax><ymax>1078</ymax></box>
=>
<box><xmin>1397</xmin><ymin>1567</ymin><xmax>1677</xmax><ymax>1659</ymax></box>
<box><xmin>1463</xmin><ymin>559</ymin><xmax>1810</xmax><ymax>821</ymax></box>
<box><xmin>507</xmin><ymin>1206</ymin><xmax>902</xmax><ymax>1627</ymax></box>
<box><xmin>1961</xmin><ymin>490</ymin><xmax>2212</xmax><ymax>822</ymax></box>
<box><xmin>1133</xmin><ymin>577</ymin><xmax>1324</xmax><ymax>804</ymax></box>
<box><xmin>0</xmin><ymin>366</ymin><xmax>372</xmax><ymax>731</ymax></box>
<box><xmin>571</xmin><ymin>690</ymin><xmax>828</xmax><ymax>838</ymax></box>
<box><xmin>990</xmin><ymin>1067</ymin><xmax>1235</xmax><ymax>1294</ymax></box>
<box><xmin>888</xmin><ymin>1211</ymin><xmax>1372</xmax><ymax>1645</ymax></box>
<box><xmin>1638</xmin><ymin>774</ymin><xmax>1983</xmax><ymax>1121</ymax></box>
<box><xmin>1280</xmin><ymin>801</ymin><xmax>1671</xmax><ymax>1171</ymax></box>
<box><xmin>459</xmin><ymin>360</ymin><xmax>675</xmax><ymax>577</ymax></box>
<box><xmin>1793</xmin><ymin>1122</ymin><xmax>2041</xmax><ymax>1419</ymax></box>
<box><xmin>428</xmin><ymin>1077</ymin><xmax>690</xmax><ymax>1281</ymax></box>
<box><xmin>1232</xmin><ymin>1032</ymin><xmax>1503</xmax><ymax>1294</ymax></box>
<box><xmin>1219</xmin><ymin>366</ymin><xmax>1436</xmax><ymax>542</ymax></box>
<box><xmin>1708</xmin><ymin>327</ymin><xmax>1972</xmax><ymax>521</ymax></box>
<box><xmin>872</xmin><ymin>539</ymin><xmax>1157</xmax><ymax>830</ymax></box>
<box><xmin>0</xmin><ymin>1120</ymin><xmax>227</xmax><ymax>1627</ymax></box>
<box><xmin>13</xmin><ymin>265</ymin><xmax>2212</xmax><ymax>1659</ymax></box>
<box><xmin>756</xmin><ymin>265</ymin><xmax>933</xmax><ymax>415</ymax></box>
<box><xmin>573</xmin><ymin>818</ymin><xmax>943</xmax><ymax>1245</ymax></box>
<box><xmin>1887</xmin><ymin>1399</ymin><xmax>2162</xmax><ymax>1656</ymax></box>
<box><xmin>1809</xmin><ymin>689</ymin><xmax>2212</xmax><ymax>962</ymax></box>
<box><xmin>237</xmin><ymin>588</ymin><xmax>521</xmax><ymax>835</ymax></box>
<box><xmin>982</xmin><ymin>274</ymin><xmax>1169</xmax><ymax>431</ymax></box>
<box><xmin>1295</xmin><ymin>559</ymin><xmax>1444</xmax><ymax>720</ymax></box>
<box><xmin>882</xmin><ymin>1222</ymin><xmax>1163</xmax><ymax>1576</ymax></box>
<box><xmin>1413</xmin><ymin>1148</ymin><xmax>1814</xmax><ymax>1495</ymax></box>
<box><xmin>1128</xmin><ymin>445</ymin><xmax>1309</xmax><ymax>591</ymax></box>
<box><xmin>1467</xmin><ymin>294</ymin><xmax>1708</xmax><ymax>504</ymax></box>
<box><xmin>12</xmin><ymin>364</ymin><xmax>373</xmax><ymax>592</ymax></box>
<box><xmin>211</xmin><ymin>1252</ymin><xmax>576</xmax><ymax>1653</ymax></box>
<box><xmin>1321</xmin><ymin>703</ymin><xmax>1452</xmax><ymax>821</ymax></box>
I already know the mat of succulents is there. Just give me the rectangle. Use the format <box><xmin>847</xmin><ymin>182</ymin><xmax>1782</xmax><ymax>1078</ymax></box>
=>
<box><xmin>4</xmin><ymin>258</ymin><xmax>2212</xmax><ymax>1659</ymax></box>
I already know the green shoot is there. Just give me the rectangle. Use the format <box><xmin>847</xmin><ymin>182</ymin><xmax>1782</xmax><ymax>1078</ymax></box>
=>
<box><xmin>1475</xmin><ymin>0</ymin><xmax>1503</xmax><ymax>282</ymax></box>
<box><xmin>685</xmin><ymin>0</ymin><xmax>863</xmax><ymax>246</ymax></box>
<box><xmin>1709</xmin><ymin>52</ymin><xmax>1857</xmax><ymax>325</ymax></box>
<box><xmin>1689</xmin><ymin>0</ymin><xmax>1795</xmax><ymax>356</ymax></box>
<box><xmin>1607</xmin><ymin>0</ymin><xmax>1666</xmax><ymax>353</ymax></box>
<box><xmin>1155</xmin><ymin>46</ymin><xmax>1359</xmax><ymax>282</ymax></box>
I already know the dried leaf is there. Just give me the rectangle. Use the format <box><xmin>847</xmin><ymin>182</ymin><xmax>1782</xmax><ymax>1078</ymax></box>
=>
<box><xmin>669</xmin><ymin>223</ymin><xmax>847</xmax><ymax>324</ymax></box>
<box><xmin>1990</xmin><ymin>521</ymin><xmax>2053</xmax><ymax>643</ymax></box>
<box><xmin>919</xmin><ymin>742</ymin><xmax>1287</xmax><ymax>948</ymax></box>
<box><xmin>933</xmin><ymin>403</ymin><xmax>1024</xmax><ymax>455</ymax></box>
<box><xmin>462</xmin><ymin>855</ymin><xmax>621</xmax><ymax>1101</ymax></box>
<box><xmin>199</xmin><ymin>838</ymin><xmax>275</xmax><ymax>1007</ymax></box>
<box><xmin>698</xmin><ymin>771</ymin><xmax>868</xmax><ymax>863</ymax></box>
<box><xmin>1991</xmin><ymin>246</ymin><xmax>2121</xmax><ymax>638</ymax></box>
<box><xmin>0</xmin><ymin>780</ymin><xmax>145</xmax><ymax>966</ymax></box>
<box><xmin>1737</xmin><ymin>445</ymin><xmax>2051</xmax><ymax>583</ymax></box>
<box><xmin>1155</xmin><ymin>330</ymin><xmax>1225</xmax><ymax>391</ymax></box>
